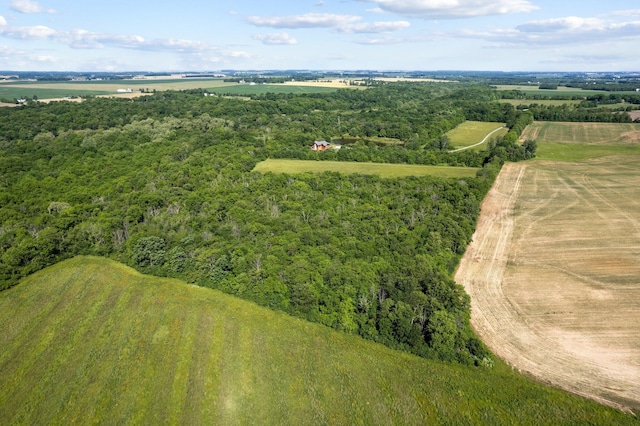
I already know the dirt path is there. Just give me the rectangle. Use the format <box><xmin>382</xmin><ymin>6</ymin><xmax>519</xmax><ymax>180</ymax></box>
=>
<box><xmin>455</xmin><ymin>160</ymin><xmax>640</xmax><ymax>412</ymax></box>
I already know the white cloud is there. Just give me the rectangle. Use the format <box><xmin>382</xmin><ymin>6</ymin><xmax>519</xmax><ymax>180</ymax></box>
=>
<box><xmin>247</xmin><ymin>13</ymin><xmax>361</xmax><ymax>28</ymax></box>
<box><xmin>517</xmin><ymin>17</ymin><xmax>605</xmax><ymax>33</ymax></box>
<box><xmin>339</xmin><ymin>21</ymin><xmax>410</xmax><ymax>33</ymax></box>
<box><xmin>0</xmin><ymin>22</ymin><xmax>252</xmax><ymax>63</ymax></box>
<box><xmin>34</xmin><ymin>54</ymin><xmax>58</xmax><ymax>63</ymax></box>
<box><xmin>355</xmin><ymin>36</ymin><xmax>406</xmax><ymax>44</ymax></box>
<box><xmin>0</xmin><ymin>16</ymin><xmax>7</xmax><ymax>26</ymax></box>
<box><xmin>247</xmin><ymin>12</ymin><xmax>410</xmax><ymax>35</ymax></box>
<box><xmin>253</xmin><ymin>32</ymin><xmax>297</xmax><ymax>45</ymax></box>
<box><xmin>10</xmin><ymin>0</ymin><xmax>56</xmax><ymax>14</ymax></box>
<box><xmin>609</xmin><ymin>9</ymin><xmax>640</xmax><ymax>17</ymax></box>
<box><xmin>0</xmin><ymin>24</ymin><xmax>57</xmax><ymax>39</ymax></box>
<box><xmin>361</xmin><ymin>0</ymin><xmax>538</xmax><ymax>19</ymax></box>
<box><xmin>452</xmin><ymin>15</ymin><xmax>640</xmax><ymax>46</ymax></box>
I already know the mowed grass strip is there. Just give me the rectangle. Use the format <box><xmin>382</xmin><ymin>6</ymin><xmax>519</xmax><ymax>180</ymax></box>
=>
<box><xmin>0</xmin><ymin>256</ymin><xmax>635</xmax><ymax>424</ymax></box>
<box><xmin>521</xmin><ymin>121</ymin><xmax>640</xmax><ymax>161</ymax></box>
<box><xmin>498</xmin><ymin>99</ymin><xmax>581</xmax><ymax>107</ymax></box>
<box><xmin>445</xmin><ymin>121</ymin><xmax>507</xmax><ymax>150</ymax></box>
<box><xmin>253</xmin><ymin>159</ymin><xmax>480</xmax><ymax>178</ymax></box>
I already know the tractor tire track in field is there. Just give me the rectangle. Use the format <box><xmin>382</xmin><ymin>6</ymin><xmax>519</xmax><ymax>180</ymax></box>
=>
<box><xmin>455</xmin><ymin>160</ymin><xmax>640</xmax><ymax>413</ymax></box>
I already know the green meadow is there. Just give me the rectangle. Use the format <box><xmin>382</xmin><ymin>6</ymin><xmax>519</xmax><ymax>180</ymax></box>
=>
<box><xmin>253</xmin><ymin>158</ymin><xmax>480</xmax><ymax>178</ymax></box>
<box><xmin>445</xmin><ymin>121</ymin><xmax>507</xmax><ymax>151</ymax></box>
<box><xmin>0</xmin><ymin>257</ymin><xmax>634</xmax><ymax>425</ymax></box>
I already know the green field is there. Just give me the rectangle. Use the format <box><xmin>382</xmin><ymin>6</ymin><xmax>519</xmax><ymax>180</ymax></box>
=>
<box><xmin>0</xmin><ymin>86</ymin><xmax>111</xmax><ymax>102</ymax></box>
<box><xmin>445</xmin><ymin>121</ymin><xmax>507</xmax><ymax>151</ymax></box>
<box><xmin>0</xmin><ymin>256</ymin><xmax>634</xmax><ymax>425</ymax></box>
<box><xmin>253</xmin><ymin>159</ymin><xmax>480</xmax><ymax>178</ymax></box>
<box><xmin>521</xmin><ymin>122</ymin><xmax>640</xmax><ymax>161</ymax></box>
<box><xmin>0</xmin><ymin>79</ymin><xmax>341</xmax><ymax>101</ymax></box>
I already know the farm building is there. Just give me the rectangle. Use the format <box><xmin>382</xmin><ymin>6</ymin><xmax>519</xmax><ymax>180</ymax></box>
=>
<box><xmin>311</xmin><ymin>140</ymin><xmax>331</xmax><ymax>151</ymax></box>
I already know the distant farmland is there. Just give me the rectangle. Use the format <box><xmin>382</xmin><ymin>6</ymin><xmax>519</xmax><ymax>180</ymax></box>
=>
<box><xmin>0</xmin><ymin>256</ymin><xmax>634</xmax><ymax>424</ymax></box>
<box><xmin>253</xmin><ymin>159</ymin><xmax>480</xmax><ymax>178</ymax></box>
<box><xmin>0</xmin><ymin>78</ymin><xmax>344</xmax><ymax>102</ymax></box>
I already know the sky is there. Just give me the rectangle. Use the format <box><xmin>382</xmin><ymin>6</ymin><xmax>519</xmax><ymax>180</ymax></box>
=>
<box><xmin>0</xmin><ymin>0</ymin><xmax>639</xmax><ymax>72</ymax></box>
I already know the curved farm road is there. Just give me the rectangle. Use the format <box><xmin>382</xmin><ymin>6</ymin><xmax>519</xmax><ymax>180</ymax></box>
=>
<box><xmin>455</xmin><ymin>158</ymin><xmax>640</xmax><ymax>412</ymax></box>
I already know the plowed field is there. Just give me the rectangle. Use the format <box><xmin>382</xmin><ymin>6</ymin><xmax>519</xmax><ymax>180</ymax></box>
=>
<box><xmin>455</xmin><ymin>157</ymin><xmax>640</xmax><ymax>412</ymax></box>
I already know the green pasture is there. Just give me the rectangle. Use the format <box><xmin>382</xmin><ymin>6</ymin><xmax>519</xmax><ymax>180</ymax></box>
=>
<box><xmin>253</xmin><ymin>159</ymin><xmax>480</xmax><ymax>178</ymax></box>
<box><xmin>445</xmin><ymin>121</ymin><xmax>507</xmax><ymax>151</ymax></box>
<box><xmin>0</xmin><ymin>86</ymin><xmax>111</xmax><ymax>102</ymax></box>
<box><xmin>0</xmin><ymin>256</ymin><xmax>634</xmax><ymax>424</ymax></box>
<box><xmin>522</xmin><ymin>122</ymin><xmax>640</xmax><ymax>161</ymax></box>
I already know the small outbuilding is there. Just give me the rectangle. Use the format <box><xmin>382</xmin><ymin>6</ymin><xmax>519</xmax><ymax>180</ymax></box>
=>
<box><xmin>311</xmin><ymin>140</ymin><xmax>331</xmax><ymax>151</ymax></box>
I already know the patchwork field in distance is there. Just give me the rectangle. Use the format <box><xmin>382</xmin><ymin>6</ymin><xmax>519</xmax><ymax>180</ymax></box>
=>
<box><xmin>456</xmin><ymin>120</ymin><xmax>640</xmax><ymax>412</ymax></box>
<box><xmin>0</xmin><ymin>256</ymin><xmax>633</xmax><ymax>424</ymax></box>
<box><xmin>253</xmin><ymin>159</ymin><xmax>480</xmax><ymax>178</ymax></box>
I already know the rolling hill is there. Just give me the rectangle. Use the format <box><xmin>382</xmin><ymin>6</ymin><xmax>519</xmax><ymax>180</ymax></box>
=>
<box><xmin>0</xmin><ymin>256</ymin><xmax>635</xmax><ymax>424</ymax></box>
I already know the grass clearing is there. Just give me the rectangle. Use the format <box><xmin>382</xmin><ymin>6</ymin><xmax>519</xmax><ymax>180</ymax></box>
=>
<box><xmin>253</xmin><ymin>159</ymin><xmax>480</xmax><ymax>178</ymax></box>
<box><xmin>445</xmin><ymin>121</ymin><xmax>507</xmax><ymax>151</ymax></box>
<box><xmin>0</xmin><ymin>256</ymin><xmax>635</xmax><ymax>424</ymax></box>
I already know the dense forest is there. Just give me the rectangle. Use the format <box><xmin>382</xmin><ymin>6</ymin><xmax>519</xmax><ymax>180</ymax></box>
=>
<box><xmin>0</xmin><ymin>81</ymin><xmax>600</xmax><ymax>365</ymax></box>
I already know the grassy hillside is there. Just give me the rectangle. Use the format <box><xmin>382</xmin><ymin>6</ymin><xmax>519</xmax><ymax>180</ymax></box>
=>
<box><xmin>0</xmin><ymin>257</ymin><xmax>635</xmax><ymax>425</ymax></box>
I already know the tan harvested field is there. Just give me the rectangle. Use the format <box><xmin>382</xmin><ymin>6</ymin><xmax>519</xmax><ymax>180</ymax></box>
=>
<box><xmin>455</xmin><ymin>157</ymin><xmax>640</xmax><ymax>412</ymax></box>
<box><xmin>283</xmin><ymin>79</ymin><xmax>357</xmax><ymax>88</ymax></box>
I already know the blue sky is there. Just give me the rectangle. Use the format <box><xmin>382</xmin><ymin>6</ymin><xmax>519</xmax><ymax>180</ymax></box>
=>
<box><xmin>0</xmin><ymin>0</ymin><xmax>639</xmax><ymax>71</ymax></box>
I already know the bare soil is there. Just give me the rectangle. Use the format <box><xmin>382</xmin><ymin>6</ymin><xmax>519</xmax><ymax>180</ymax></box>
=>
<box><xmin>455</xmin><ymin>159</ymin><xmax>640</xmax><ymax>412</ymax></box>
